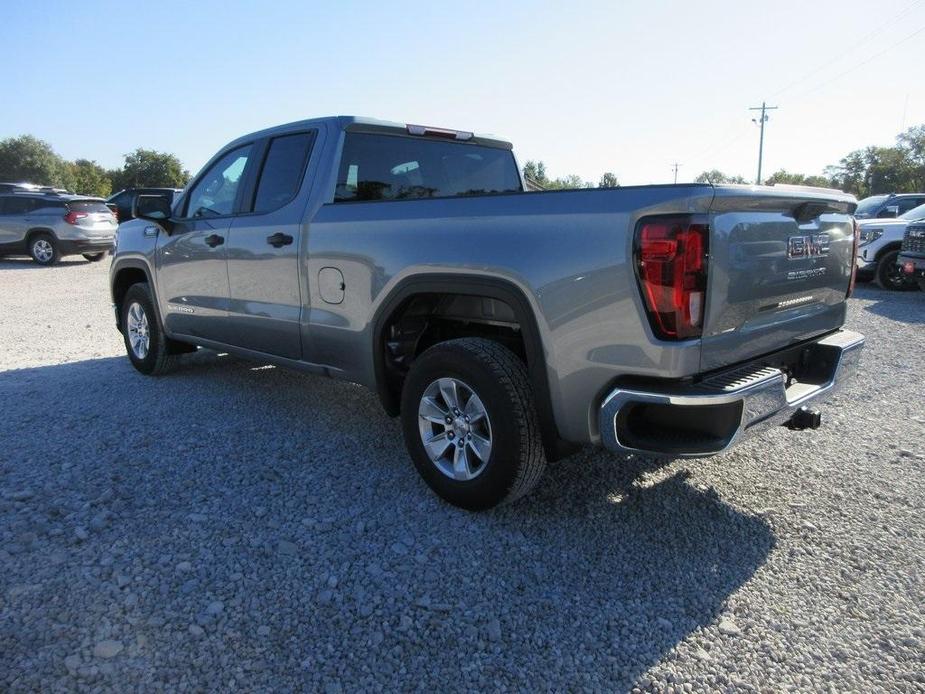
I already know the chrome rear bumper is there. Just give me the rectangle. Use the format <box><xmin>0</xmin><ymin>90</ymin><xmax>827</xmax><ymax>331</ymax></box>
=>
<box><xmin>599</xmin><ymin>330</ymin><xmax>864</xmax><ymax>457</ymax></box>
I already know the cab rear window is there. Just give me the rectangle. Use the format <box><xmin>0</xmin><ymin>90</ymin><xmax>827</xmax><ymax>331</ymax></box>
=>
<box><xmin>334</xmin><ymin>133</ymin><xmax>522</xmax><ymax>203</ymax></box>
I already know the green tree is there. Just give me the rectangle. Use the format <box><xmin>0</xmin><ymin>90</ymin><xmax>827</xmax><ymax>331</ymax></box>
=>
<box><xmin>522</xmin><ymin>160</ymin><xmax>547</xmax><ymax>186</ymax></box>
<box><xmin>865</xmin><ymin>146</ymin><xmax>915</xmax><ymax>194</ymax></box>
<box><xmin>522</xmin><ymin>160</ymin><xmax>591</xmax><ymax>190</ymax></box>
<box><xmin>69</xmin><ymin>159</ymin><xmax>112</xmax><ymax>197</ymax></box>
<box><xmin>896</xmin><ymin>124</ymin><xmax>925</xmax><ymax>191</ymax></box>
<box><xmin>0</xmin><ymin>135</ymin><xmax>74</xmax><ymax>189</ymax></box>
<box><xmin>762</xmin><ymin>170</ymin><xmax>832</xmax><ymax>188</ymax></box>
<box><xmin>115</xmin><ymin>148</ymin><xmax>190</xmax><ymax>189</ymax></box>
<box><xmin>693</xmin><ymin>169</ymin><xmax>748</xmax><ymax>184</ymax></box>
<box><xmin>825</xmin><ymin>150</ymin><xmax>867</xmax><ymax>196</ymax></box>
<box><xmin>598</xmin><ymin>172</ymin><xmax>620</xmax><ymax>188</ymax></box>
<box><xmin>549</xmin><ymin>174</ymin><xmax>590</xmax><ymax>190</ymax></box>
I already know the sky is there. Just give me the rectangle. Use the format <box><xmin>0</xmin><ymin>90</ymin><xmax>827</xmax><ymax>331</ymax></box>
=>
<box><xmin>2</xmin><ymin>0</ymin><xmax>923</xmax><ymax>186</ymax></box>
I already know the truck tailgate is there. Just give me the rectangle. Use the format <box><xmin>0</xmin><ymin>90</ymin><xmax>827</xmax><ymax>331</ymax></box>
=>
<box><xmin>700</xmin><ymin>186</ymin><xmax>856</xmax><ymax>372</ymax></box>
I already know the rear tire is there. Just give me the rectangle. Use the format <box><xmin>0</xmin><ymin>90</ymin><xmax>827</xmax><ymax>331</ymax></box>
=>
<box><xmin>28</xmin><ymin>233</ymin><xmax>59</xmax><ymax>266</ymax></box>
<box><xmin>400</xmin><ymin>338</ymin><xmax>547</xmax><ymax>510</ymax></box>
<box><xmin>83</xmin><ymin>252</ymin><xmax>106</xmax><ymax>262</ymax></box>
<box><xmin>875</xmin><ymin>249</ymin><xmax>914</xmax><ymax>290</ymax></box>
<box><xmin>121</xmin><ymin>283</ymin><xmax>178</xmax><ymax>375</ymax></box>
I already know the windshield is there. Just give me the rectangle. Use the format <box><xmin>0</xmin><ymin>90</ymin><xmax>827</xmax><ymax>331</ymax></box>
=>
<box><xmin>855</xmin><ymin>195</ymin><xmax>888</xmax><ymax>215</ymax></box>
<box><xmin>899</xmin><ymin>202</ymin><xmax>925</xmax><ymax>220</ymax></box>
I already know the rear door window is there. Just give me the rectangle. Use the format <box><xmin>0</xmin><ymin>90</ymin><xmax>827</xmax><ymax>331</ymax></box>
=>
<box><xmin>2</xmin><ymin>197</ymin><xmax>39</xmax><ymax>215</ymax></box>
<box><xmin>334</xmin><ymin>133</ymin><xmax>522</xmax><ymax>203</ymax></box>
<box><xmin>251</xmin><ymin>132</ymin><xmax>315</xmax><ymax>213</ymax></box>
<box><xmin>897</xmin><ymin>197</ymin><xmax>923</xmax><ymax>215</ymax></box>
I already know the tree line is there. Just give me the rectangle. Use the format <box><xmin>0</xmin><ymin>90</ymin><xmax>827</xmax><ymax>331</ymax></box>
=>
<box><xmin>523</xmin><ymin>161</ymin><xmax>619</xmax><ymax>189</ymax></box>
<box><xmin>0</xmin><ymin>135</ymin><xmax>190</xmax><ymax>198</ymax></box>
<box><xmin>6</xmin><ymin>122</ymin><xmax>923</xmax><ymax>200</ymax></box>
<box><xmin>694</xmin><ymin>123</ymin><xmax>925</xmax><ymax>196</ymax></box>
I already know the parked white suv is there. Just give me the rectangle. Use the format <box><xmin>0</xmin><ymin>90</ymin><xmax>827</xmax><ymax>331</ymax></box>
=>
<box><xmin>0</xmin><ymin>193</ymin><xmax>117</xmax><ymax>265</ymax></box>
<box><xmin>856</xmin><ymin>202</ymin><xmax>925</xmax><ymax>290</ymax></box>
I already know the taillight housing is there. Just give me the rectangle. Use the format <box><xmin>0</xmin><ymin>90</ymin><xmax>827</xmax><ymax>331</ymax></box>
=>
<box><xmin>847</xmin><ymin>218</ymin><xmax>859</xmax><ymax>297</ymax></box>
<box><xmin>64</xmin><ymin>211</ymin><xmax>88</xmax><ymax>225</ymax></box>
<box><xmin>634</xmin><ymin>215</ymin><xmax>709</xmax><ymax>340</ymax></box>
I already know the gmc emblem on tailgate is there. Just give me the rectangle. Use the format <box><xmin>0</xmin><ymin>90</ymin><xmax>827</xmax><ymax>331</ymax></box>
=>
<box><xmin>788</xmin><ymin>233</ymin><xmax>830</xmax><ymax>259</ymax></box>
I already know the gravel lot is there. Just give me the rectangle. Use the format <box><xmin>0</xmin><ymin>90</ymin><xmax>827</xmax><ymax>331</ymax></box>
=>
<box><xmin>0</xmin><ymin>255</ymin><xmax>923</xmax><ymax>692</ymax></box>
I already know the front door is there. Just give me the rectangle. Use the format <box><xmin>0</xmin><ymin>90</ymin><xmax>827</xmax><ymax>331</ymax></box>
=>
<box><xmin>155</xmin><ymin>144</ymin><xmax>254</xmax><ymax>344</ymax></box>
<box><xmin>224</xmin><ymin>131</ymin><xmax>316</xmax><ymax>359</ymax></box>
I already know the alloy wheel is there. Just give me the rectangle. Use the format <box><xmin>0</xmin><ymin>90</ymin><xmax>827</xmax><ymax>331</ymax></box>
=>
<box><xmin>417</xmin><ymin>377</ymin><xmax>493</xmax><ymax>481</ymax></box>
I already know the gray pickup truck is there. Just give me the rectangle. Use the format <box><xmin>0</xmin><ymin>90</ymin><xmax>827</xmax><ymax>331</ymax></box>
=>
<box><xmin>109</xmin><ymin>116</ymin><xmax>864</xmax><ymax>510</ymax></box>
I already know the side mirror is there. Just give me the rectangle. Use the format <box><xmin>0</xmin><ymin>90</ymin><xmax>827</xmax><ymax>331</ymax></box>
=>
<box><xmin>878</xmin><ymin>205</ymin><xmax>899</xmax><ymax>218</ymax></box>
<box><xmin>133</xmin><ymin>194</ymin><xmax>173</xmax><ymax>223</ymax></box>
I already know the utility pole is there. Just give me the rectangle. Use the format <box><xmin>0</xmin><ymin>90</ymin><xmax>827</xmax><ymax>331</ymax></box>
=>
<box><xmin>749</xmin><ymin>101</ymin><xmax>778</xmax><ymax>185</ymax></box>
<box><xmin>671</xmin><ymin>162</ymin><xmax>682</xmax><ymax>184</ymax></box>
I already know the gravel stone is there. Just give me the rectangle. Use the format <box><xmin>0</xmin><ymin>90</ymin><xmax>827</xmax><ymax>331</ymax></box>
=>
<box><xmin>92</xmin><ymin>641</ymin><xmax>123</xmax><ymax>659</ymax></box>
<box><xmin>0</xmin><ymin>263</ymin><xmax>922</xmax><ymax>691</ymax></box>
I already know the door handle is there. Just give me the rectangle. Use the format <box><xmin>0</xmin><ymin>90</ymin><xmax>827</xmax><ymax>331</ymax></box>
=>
<box><xmin>204</xmin><ymin>234</ymin><xmax>224</xmax><ymax>247</ymax></box>
<box><xmin>266</xmin><ymin>232</ymin><xmax>293</xmax><ymax>248</ymax></box>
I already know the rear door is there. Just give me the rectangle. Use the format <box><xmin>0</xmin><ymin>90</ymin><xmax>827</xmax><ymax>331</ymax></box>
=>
<box><xmin>0</xmin><ymin>196</ymin><xmax>33</xmax><ymax>247</ymax></box>
<box><xmin>155</xmin><ymin>144</ymin><xmax>253</xmax><ymax>344</ymax></box>
<box><xmin>700</xmin><ymin>187</ymin><xmax>856</xmax><ymax>372</ymax></box>
<box><xmin>224</xmin><ymin>130</ymin><xmax>316</xmax><ymax>359</ymax></box>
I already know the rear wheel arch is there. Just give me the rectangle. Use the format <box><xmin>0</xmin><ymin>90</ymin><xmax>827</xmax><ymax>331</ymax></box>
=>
<box><xmin>372</xmin><ymin>274</ymin><xmax>569</xmax><ymax>459</ymax></box>
<box><xmin>25</xmin><ymin>227</ymin><xmax>56</xmax><ymax>244</ymax></box>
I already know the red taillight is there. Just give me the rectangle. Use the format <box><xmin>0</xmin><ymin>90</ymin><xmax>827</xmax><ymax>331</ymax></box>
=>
<box><xmin>64</xmin><ymin>211</ymin><xmax>88</xmax><ymax>225</ymax></box>
<box><xmin>635</xmin><ymin>216</ymin><xmax>709</xmax><ymax>340</ymax></box>
<box><xmin>847</xmin><ymin>218</ymin><xmax>860</xmax><ymax>297</ymax></box>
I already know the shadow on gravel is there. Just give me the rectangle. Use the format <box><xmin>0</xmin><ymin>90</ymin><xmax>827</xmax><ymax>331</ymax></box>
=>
<box><xmin>854</xmin><ymin>283</ymin><xmax>925</xmax><ymax>324</ymax></box>
<box><xmin>0</xmin><ymin>256</ymin><xmax>99</xmax><ymax>270</ymax></box>
<box><xmin>0</xmin><ymin>353</ymin><xmax>775</xmax><ymax>690</ymax></box>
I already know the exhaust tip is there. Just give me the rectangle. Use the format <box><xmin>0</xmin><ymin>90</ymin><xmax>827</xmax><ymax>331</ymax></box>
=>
<box><xmin>787</xmin><ymin>406</ymin><xmax>822</xmax><ymax>430</ymax></box>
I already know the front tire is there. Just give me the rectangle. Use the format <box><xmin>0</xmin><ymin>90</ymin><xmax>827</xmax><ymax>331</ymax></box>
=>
<box><xmin>83</xmin><ymin>252</ymin><xmax>106</xmax><ymax>262</ymax></box>
<box><xmin>875</xmin><ymin>250</ymin><xmax>915</xmax><ymax>290</ymax></box>
<box><xmin>29</xmin><ymin>233</ymin><xmax>59</xmax><ymax>266</ymax></box>
<box><xmin>400</xmin><ymin>338</ymin><xmax>546</xmax><ymax>510</ymax></box>
<box><xmin>121</xmin><ymin>283</ymin><xmax>178</xmax><ymax>375</ymax></box>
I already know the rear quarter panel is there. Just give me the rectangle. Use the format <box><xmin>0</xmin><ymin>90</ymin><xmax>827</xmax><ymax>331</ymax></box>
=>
<box><xmin>305</xmin><ymin>185</ymin><xmax>715</xmax><ymax>443</ymax></box>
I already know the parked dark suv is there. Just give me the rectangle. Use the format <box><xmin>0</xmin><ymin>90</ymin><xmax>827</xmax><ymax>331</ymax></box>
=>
<box><xmin>854</xmin><ymin>193</ymin><xmax>925</xmax><ymax>220</ymax></box>
<box><xmin>107</xmin><ymin>187</ymin><xmax>183</xmax><ymax>222</ymax></box>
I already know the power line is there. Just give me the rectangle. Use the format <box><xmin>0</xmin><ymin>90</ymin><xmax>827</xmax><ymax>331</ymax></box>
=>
<box><xmin>686</xmin><ymin>3</ymin><xmax>924</xmax><ymax>176</ymax></box>
<box><xmin>671</xmin><ymin>162</ymin><xmax>682</xmax><ymax>184</ymax></box>
<box><xmin>770</xmin><ymin>0</ymin><xmax>924</xmax><ymax>99</ymax></box>
<box><xmin>790</xmin><ymin>22</ymin><xmax>925</xmax><ymax>102</ymax></box>
<box><xmin>749</xmin><ymin>102</ymin><xmax>778</xmax><ymax>185</ymax></box>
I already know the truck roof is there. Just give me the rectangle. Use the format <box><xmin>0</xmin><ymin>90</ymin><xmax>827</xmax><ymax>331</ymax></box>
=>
<box><xmin>225</xmin><ymin>116</ymin><xmax>514</xmax><ymax>151</ymax></box>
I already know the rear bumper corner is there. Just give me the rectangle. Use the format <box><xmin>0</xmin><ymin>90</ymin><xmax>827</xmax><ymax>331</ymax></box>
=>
<box><xmin>598</xmin><ymin>329</ymin><xmax>865</xmax><ymax>458</ymax></box>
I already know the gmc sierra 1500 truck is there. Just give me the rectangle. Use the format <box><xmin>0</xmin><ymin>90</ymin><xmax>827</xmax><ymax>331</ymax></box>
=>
<box><xmin>110</xmin><ymin>116</ymin><xmax>864</xmax><ymax>510</ymax></box>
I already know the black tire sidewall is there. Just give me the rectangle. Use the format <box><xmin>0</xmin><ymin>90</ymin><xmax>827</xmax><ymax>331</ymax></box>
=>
<box><xmin>877</xmin><ymin>250</ymin><xmax>911</xmax><ymax>290</ymax></box>
<box><xmin>400</xmin><ymin>344</ymin><xmax>526</xmax><ymax>510</ymax></box>
<box><xmin>121</xmin><ymin>285</ymin><xmax>163</xmax><ymax>375</ymax></box>
<box><xmin>83</xmin><ymin>252</ymin><xmax>106</xmax><ymax>262</ymax></box>
<box><xmin>29</xmin><ymin>233</ymin><xmax>58</xmax><ymax>266</ymax></box>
